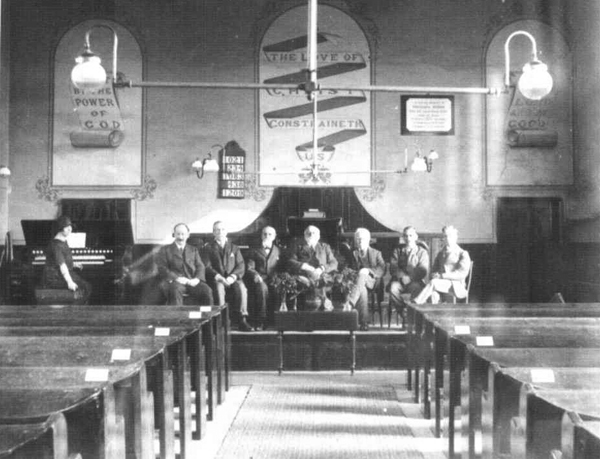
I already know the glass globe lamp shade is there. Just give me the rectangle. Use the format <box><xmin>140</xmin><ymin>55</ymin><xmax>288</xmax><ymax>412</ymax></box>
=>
<box><xmin>71</xmin><ymin>53</ymin><xmax>107</xmax><ymax>91</ymax></box>
<box><xmin>203</xmin><ymin>157</ymin><xmax>220</xmax><ymax>172</ymax></box>
<box><xmin>191</xmin><ymin>158</ymin><xmax>203</xmax><ymax>173</ymax></box>
<box><xmin>411</xmin><ymin>156</ymin><xmax>427</xmax><ymax>172</ymax></box>
<box><xmin>518</xmin><ymin>61</ymin><xmax>553</xmax><ymax>100</ymax></box>
<box><xmin>427</xmin><ymin>150</ymin><xmax>439</xmax><ymax>161</ymax></box>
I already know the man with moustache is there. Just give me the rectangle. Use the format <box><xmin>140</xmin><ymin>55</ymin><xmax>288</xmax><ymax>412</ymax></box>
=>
<box><xmin>156</xmin><ymin>222</ymin><xmax>213</xmax><ymax>306</ymax></box>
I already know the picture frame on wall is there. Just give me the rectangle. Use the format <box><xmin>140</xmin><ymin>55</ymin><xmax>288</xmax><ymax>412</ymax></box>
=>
<box><xmin>400</xmin><ymin>95</ymin><xmax>454</xmax><ymax>136</ymax></box>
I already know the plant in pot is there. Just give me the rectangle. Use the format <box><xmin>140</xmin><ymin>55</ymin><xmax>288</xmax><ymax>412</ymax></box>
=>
<box><xmin>331</xmin><ymin>267</ymin><xmax>359</xmax><ymax>310</ymax></box>
<box><xmin>269</xmin><ymin>273</ymin><xmax>305</xmax><ymax>311</ymax></box>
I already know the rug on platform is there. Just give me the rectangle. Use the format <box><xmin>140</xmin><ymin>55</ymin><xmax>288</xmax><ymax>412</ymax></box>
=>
<box><xmin>214</xmin><ymin>381</ymin><xmax>430</xmax><ymax>459</ymax></box>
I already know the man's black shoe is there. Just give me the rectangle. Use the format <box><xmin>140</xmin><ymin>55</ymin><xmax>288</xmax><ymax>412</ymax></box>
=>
<box><xmin>239</xmin><ymin>317</ymin><xmax>253</xmax><ymax>332</ymax></box>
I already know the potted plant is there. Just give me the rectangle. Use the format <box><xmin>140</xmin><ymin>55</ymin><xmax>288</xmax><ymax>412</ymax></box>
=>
<box><xmin>269</xmin><ymin>272</ymin><xmax>305</xmax><ymax>311</ymax></box>
<box><xmin>331</xmin><ymin>267</ymin><xmax>359</xmax><ymax>310</ymax></box>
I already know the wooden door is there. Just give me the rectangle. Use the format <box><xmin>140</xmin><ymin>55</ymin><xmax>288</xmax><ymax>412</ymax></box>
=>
<box><xmin>496</xmin><ymin>198</ymin><xmax>561</xmax><ymax>302</ymax></box>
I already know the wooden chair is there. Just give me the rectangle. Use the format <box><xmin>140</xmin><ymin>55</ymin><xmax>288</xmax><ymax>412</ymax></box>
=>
<box><xmin>368</xmin><ymin>276</ymin><xmax>386</xmax><ymax>328</ymax></box>
<box><xmin>549</xmin><ymin>292</ymin><xmax>566</xmax><ymax>303</ymax></box>
<box><xmin>448</xmin><ymin>261</ymin><xmax>473</xmax><ymax>304</ymax></box>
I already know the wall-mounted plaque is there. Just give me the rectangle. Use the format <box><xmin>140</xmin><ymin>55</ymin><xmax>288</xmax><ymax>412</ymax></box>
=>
<box><xmin>400</xmin><ymin>95</ymin><xmax>454</xmax><ymax>135</ymax></box>
<box><xmin>218</xmin><ymin>141</ymin><xmax>246</xmax><ymax>199</ymax></box>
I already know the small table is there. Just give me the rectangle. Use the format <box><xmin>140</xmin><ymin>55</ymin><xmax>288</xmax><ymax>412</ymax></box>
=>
<box><xmin>274</xmin><ymin>310</ymin><xmax>359</xmax><ymax>375</ymax></box>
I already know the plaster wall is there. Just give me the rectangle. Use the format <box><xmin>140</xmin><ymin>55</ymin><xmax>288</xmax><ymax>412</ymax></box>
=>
<box><xmin>3</xmin><ymin>0</ymin><xmax>594</xmax><ymax>244</ymax></box>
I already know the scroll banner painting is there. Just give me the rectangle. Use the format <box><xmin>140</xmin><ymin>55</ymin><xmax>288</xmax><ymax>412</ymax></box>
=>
<box><xmin>52</xmin><ymin>21</ymin><xmax>143</xmax><ymax>187</ymax></box>
<box><xmin>259</xmin><ymin>5</ymin><xmax>371</xmax><ymax>187</ymax></box>
<box><xmin>486</xmin><ymin>21</ymin><xmax>572</xmax><ymax>186</ymax></box>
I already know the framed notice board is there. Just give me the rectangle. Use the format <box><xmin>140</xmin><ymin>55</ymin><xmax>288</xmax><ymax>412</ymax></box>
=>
<box><xmin>400</xmin><ymin>95</ymin><xmax>454</xmax><ymax>135</ymax></box>
<box><xmin>218</xmin><ymin>141</ymin><xmax>246</xmax><ymax>199</ymax></box>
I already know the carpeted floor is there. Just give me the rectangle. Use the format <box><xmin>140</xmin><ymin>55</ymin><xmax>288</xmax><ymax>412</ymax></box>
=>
<box><xmin>208</xmin><ymin>372</ymin><xmax>447</xmax><ymax>459</ymax></box>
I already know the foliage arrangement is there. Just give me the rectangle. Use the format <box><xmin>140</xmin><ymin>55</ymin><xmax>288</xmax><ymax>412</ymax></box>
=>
<box><xmin>331</xmin><ymin>267</ymin><xmax>359</xmax><ymax>295</ymax></box>
<box><xmin>269</xmin><ymin>272</ymin><xmax>305</xmax><ymax>300</ymax></box>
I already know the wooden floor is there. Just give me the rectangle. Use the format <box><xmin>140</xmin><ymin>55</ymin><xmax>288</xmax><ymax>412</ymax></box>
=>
<box><xmin>189</xmin><ymin>371</ymin><xmax>447</xmax><ymax>459</ymax></box>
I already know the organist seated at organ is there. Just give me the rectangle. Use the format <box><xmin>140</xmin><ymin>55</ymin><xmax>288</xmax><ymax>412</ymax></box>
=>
<box><xmin>41</xmin><ymin>216</ymin><xmax>92</xmax><ymax>305</ymax></box>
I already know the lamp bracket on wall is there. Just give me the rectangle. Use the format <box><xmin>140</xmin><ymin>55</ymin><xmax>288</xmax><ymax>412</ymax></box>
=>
<box><xmin>71</xmin><ymin>1</ymin><xmax>554</xmax><ymax>182</ymax></box>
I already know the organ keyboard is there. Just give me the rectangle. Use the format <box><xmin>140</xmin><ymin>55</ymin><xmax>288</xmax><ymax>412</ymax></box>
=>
<box><xmin>30</xmin><ymin>249</ymin><xmax>114</xmax><ymax>265</ymax></box>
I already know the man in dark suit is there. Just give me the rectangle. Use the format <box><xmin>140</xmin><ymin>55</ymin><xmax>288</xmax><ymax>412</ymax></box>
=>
<box><xmin>244</xmin><ymin>225</ymin><xmax>281</xmax><ymax>329</ymax></box>
<box><xmin>344</xmin><ymin>227</ymin><xmax>386</xmax><ymax>330</ymax></box>
<box><xmin>202</xmin><ymin>220</ymin><xmax>251</xmax><ymax>331</ymax></box>
<box><xmin>156</xmin><ymin>222</ymin><xmax>213</xmax><ymax>306</ymax></box>
<box><xmin>287</xmin><ymin>225</ymin><xmax>338</xmax><ymax>310</ymax></box>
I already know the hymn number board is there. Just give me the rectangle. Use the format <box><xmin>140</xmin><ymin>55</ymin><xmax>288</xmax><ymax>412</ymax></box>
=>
<box><xmin>218</xmin><ymin>142</ymin><xmax>246</xmax><ymax>199</ymax></box>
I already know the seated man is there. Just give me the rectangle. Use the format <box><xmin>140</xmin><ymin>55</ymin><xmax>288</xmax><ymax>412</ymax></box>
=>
<box><xmin>244</xmin><ymin>225</ymin><xmax>281</xmax><ymax>330</ymax></box>
<box><xmin>413</xmin><ymin>225</ymin><xmax>471</xmax><ymax>304</ymax></box>
<box><xmin>202</xmin><ymin>220</ymin><xmax>251</xmax><ymax>331</ymax></box>
<box><xmin>156</xmin><ymin>222</ymin><xmax>213</xmax><ymax>306</ymax></box>
<box><xmin>344</xmin><ymin>228</ymin><xmax>386</xmax><ymax>331</ymax></box>
<box><xmin>287</xmin><ymin>225</ymin><xmax>338</xmax><ymax>310</ymax></box>
<box><xmin>389</xmin><ymin>226</ymin><xmax>430</xmax><ymax>317</ymax></box>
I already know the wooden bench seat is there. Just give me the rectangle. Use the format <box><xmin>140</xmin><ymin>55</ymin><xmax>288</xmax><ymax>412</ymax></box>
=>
<box><xmin>405</xmin><ymin>303</ymin><xmax>600</xmax><ymax>407</ymax></box>
<box><xmin>33</xmin><ymin>288</ymin><xmax>77</xmax><ymax>306</ymax></box>
<box><xmin>511</xmin><ymin>386</ymin><xmax>600</xmax><ymax>459</ymax></box>
<box><xmin>403</xmin><ymin>302</ymin><xmax>600</xmax><ymax>459</ymax></box>
<box><xmin>0</xmin><ymin>412</ymin><xmax>72</xmax><ymax>459</ymax></box>
<box><xmin>448</xmin><ymin>326</ymin><xmax>600</xmax><ymax>458</ymax></box>
<box><xmin>0</xmin><ymin>366</ymin><xmax>134</xmax><ymax>459</ymax></box>
<box><xmin>486</xmin><ymin>366</ymin><xmax>600</xmax><ymax>458</ymax></box>
<box><xmin>0</xmin><ymin>303</ymin><xmax>230</xmax><ymax>432</ymax></box>
<box><xmin>0</xmin><ymin>303</ymin><xmax>230</xmax><ymax>456</ymax></box>
<box><xmin>423</xmin><ymin>318</ymin><xmax>600</xmax><ymax>444</ymax></box>
<box><xmin>559</xmin><ymin>413</ymin><xmax>600</xmax><ymax>459</ymax></box>
<box><xmin>274</xmin><ymin>310</ymin><xmax>359</xmax><ymax>374</ymax></box>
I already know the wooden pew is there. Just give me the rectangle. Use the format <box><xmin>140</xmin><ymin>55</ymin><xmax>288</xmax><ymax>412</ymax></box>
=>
<box><xmin>510</xmin><ymin>385</ymin><xmax>600</xmax><ymax>459</ymax></box>
<box><xmin>423</xmin><ymin>316</ymin><xmax>600</xmax><ymax>439</ymax></box>
<box><xmin>0</xmin><ymin>365</ymin><xmax>143</xmax><ymax>459</ymax></box>
<box><xmin>0</xmin><ymin>304</ymin><xmax>228</xmax><ymax>443</ymax></box>
<box><xmin>442</xmin><ymin>322</ymin><xmax>600</xmax><ymax>458</ymax></box>
<box><xmin>407</xmin><ymin>306</ymin><xmax>600</xmax><ymax>458</ymax></box>
<box><xmin>0</xmin><ymin>333</ymin><xmax>194</xmax><ymax>459</ymax></box>
<box><xmin>557</xmin><ymin>412</ymin><xmax>600</xmax><ymax>459</ymax></box>
<box><xmin>416</xmin><ymin>313</ymin><xmax>600</xmax><ymax>422</ymax></box>
<box><xmin>405</xmin><ymin>303</ymin><xmax>600</xmax><ymax>408</ymax></box>
<box><xmin>485</xmin><ymin>366</ymin><xmax>600</xmax><ymax>459</ymax></box>
<box><xmin>460</xmin><ymin>347</ymin><xmax>600</xmax><ymax>459</ymax></box>
<box><xmin>0</xmin><ymin>412</ymin><xmax>72</xmax><ymax>459</ymax></box>
<box><xmin>0</xmin><ymin>303</ymin><xmax>229</xmax><ymax>412</ymax></box>
<box><xmin>0</xmin><ymin>304</ymin><xmax>223</xmax><ymax>459</ymax></box>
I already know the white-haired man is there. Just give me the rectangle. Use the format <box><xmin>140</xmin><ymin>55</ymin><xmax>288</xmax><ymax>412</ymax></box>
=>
<box><xmin>413</xmin><ymin>225</ymin><xmax>471</xmax><ymax>304</ymax></box>
<box><xmin>344</xmin><ymin>228</ymin><xmax>386</xmax><ymax>330</ymax></box>
<box><xmin>287</xmin><ymin>225</ymin><xmax>338</xmax><ymax>309</ymax></box>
